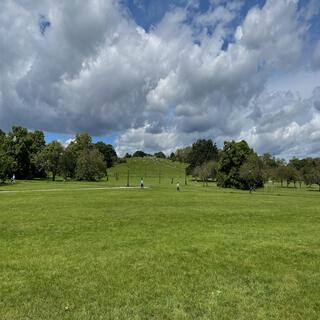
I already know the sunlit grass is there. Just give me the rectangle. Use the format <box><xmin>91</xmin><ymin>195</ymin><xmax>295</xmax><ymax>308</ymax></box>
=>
<box><xmin>0</xmin><ymin>164</ymin><xmax>319</xmax><ymax>319</ymax></box>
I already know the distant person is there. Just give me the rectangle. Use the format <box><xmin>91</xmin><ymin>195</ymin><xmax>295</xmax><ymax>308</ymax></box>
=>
<box><xmin>11</xmin><ymin>174</ymin><xmax>15</xmax><ymax>183</ymax></box>
<box><xmin>176</xmin><ymin>181</ymin><xmax>180</xmax><ymax>191</ymax></box>
<box><xmin>140</xmin><ymin>178</ymin><xmax>144</xmax><ymax>188</ymax></box>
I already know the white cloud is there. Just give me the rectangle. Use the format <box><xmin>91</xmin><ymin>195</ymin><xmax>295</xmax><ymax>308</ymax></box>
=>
<box><xmin>0</xmin><ymin>0</ymin><xmax>319</xmax><ymax>158</ymax></box>
<box><xmin>312</xmin><ymin>41</ymin><xmax>320</xmax><ymax>70</ymax></box>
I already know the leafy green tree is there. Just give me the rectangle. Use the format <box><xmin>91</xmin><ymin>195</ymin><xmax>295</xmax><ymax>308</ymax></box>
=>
<box><xmin>310</xmin><ymin>164</ymin><xmax>320</xmax><ymax>191</ymax></box>
<box><xmin>60</xmin><ymin>133</ymin><xmax>93</xmax><ymax>180</ymax></box>
<box><xmin>0</xmin><ymin>129</ymin><xmax>5</xmax><ymax>144</ymax></box>
<box><xmin>261</xmin><ymin>153</ymin><xmax>278</xmax><ymax>169</ymax></box>
<box><xmin>301</xmin><ymin>158</ymin><xmax>316</xmax><ymax>187</ymax></box>
<box><xmin>275</xmin><ymin>164</ymin><xmax>287</xmax><ymax>187</ymax></box>
<box><xmin>29</xmin><ymin>130</ymin><xmax>46</xmax><ymax>178</ymax></box>
<box><xmin>285</xmin><ymin>165</ymin><xmax>300</xmax><ymax>187</ymax></box>
<box><xmin>75</xmin><ymin>133</ymin><xmax>93</xmax><ymax>151</ymax></box>
<box><xmin>217</xmin><ymin>140</ymin><xmax>254</xmax><ymax>189</ymax></box>
<box><xmin>175</xmin><ymin>147</ymin><xmax>192</xmax><ymax>163</ymax></box>
<box><xmin>2</xmin><ymin>127</ymin><xmax>46</xmax><ymax>179</ymax></box>
<box><xmin>133</xmin><ymin>150</ymin><xmax>148</xmax><ymax>158</ymax></box>
<box><xmin>75</xmin><ymin>149</ymin><xmax>106</xmax><ymax>181</ymax></box>
<box><xmin>61</xmin><ymin>146</ymin><xmax>77</xmax><ymax>180</ymax></box>
<box><xmin>154</xmin><ymin>151</ymin><xmax>166</xmax><ymax>159</ymax></box>
<box><xmin>7</xmin><ymin>127</ymin><xmax>32</xmax><ymax>179</ymax></box>
<box><xmin>0</xmin><ymin>152</ymin><xmax>14</xmax><ymax>183</ymax></box>
<box><xmin>193</xmin><ymin>161</ymin><xmax>217</xmax><ymax>186</ymax></box>
<box><xmin>0</xmin><ymin>130</ymin><xmax>14</xmax><ymax>182</ymax></box>
<box><xmin>302</xmin><ymin>159</ymin><xmax>320</xmax><ymax>190</ymax></box>
<box><xmin>95</xmin><ymin>141</ymin><xmax>117</xmax><ymax>167</ymax></box>
<box><xmin>260</xmin><ymin>153</ymin><xmax>280</xmax><ymax>182</ymax></box>
<box><xmin>239</xmin><ymin>154</ymin><xmax>264</xmax><ymax>192</ymax></box>
<box><xmin>35</xmin><ymin>141</ymin><xmax>64</xmax><ymax>181</ymax></box>
<box><xmin>169</xmin><ymin>152</ymin><xmax>176</xmax><ymax>161</ymax></box>
<box><xmin>187</xmin><ymin>139</ymin><xmax>218</xmax><ymax>174</ymax></box>
<box><xmin>289</xmin><ymin>157</ymin><xmax>305</xmax><ymax>171</ymax></box>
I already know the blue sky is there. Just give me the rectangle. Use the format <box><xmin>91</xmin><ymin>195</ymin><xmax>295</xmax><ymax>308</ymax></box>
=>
<box><xmin>123</xmin><ymin>0</ymin><xmax>267</xmax><ymax>30</ymax></box>
<box><xmin>1</xmin><ymin>0</ymin><xmax>320</xmax><ymax>158</ymax></box>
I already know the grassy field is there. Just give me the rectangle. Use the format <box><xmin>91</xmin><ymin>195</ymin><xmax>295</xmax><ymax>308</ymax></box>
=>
<box><xmin>108</xmin><ymin>157</ymin><xmax>188</xmax><ymax>186</ymax></box>
<box><xmin>1</xmin><ymin>160</ymin><xmax>320</xmax><ymax>319</ymax></box>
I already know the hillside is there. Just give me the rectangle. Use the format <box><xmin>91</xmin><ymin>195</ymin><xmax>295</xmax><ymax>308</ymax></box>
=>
<box><xmin>108</xmin><ymin>157</ymin><xmax>188</xmax><ymax>185</ymax></box>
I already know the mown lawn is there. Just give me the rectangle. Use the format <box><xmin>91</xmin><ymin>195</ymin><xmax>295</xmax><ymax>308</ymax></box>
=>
<box><xmin>0</xmin><ymin>180</ymin><xmax>319</xmax><ymax>319</ymax></box>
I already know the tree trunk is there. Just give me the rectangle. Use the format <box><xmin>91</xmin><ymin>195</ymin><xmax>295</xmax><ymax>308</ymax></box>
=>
<box><xmin>52</xmin><ymin>173</ymin><xmax>56</xmax><ymax>181</ymax></box>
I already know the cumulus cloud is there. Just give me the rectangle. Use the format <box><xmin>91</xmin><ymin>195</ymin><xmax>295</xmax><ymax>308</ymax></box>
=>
<box><xmin>0</xmin><ymin>0</ymin><xmax>319</xmax><ymax>158</ymax></box>
<box><xmin>239</xmin><ymin>87</ymin><xmax>320</xmax><ymax>158</ymax></box>
<box><xmin>312</xmin><ymin>41</ymin><xmax>320</xmax><ymax>70</ymax></box>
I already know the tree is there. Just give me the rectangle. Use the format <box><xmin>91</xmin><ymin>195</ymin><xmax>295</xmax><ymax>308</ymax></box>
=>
<box><xmin>275</xmin><ymin>164</ymin><xmax>299</xmax><ymax>188</ymax></box>
<box><xmin>261</xmin><ymin>153</ymin><xmax>278</xmax><ymax>169</ymax></box>
<box><xmin>95</xmin><ymin>141</ymin><xmax>117</xmax><ymax>168</ymax></box>
<box><xmin>0</xmin><ymin>130</ymin><xmax>14</xmax><ymax>182</ymax></box>
<box><xmin>61</xmin><ymin>146</ymin><xmax>77</xmax><ymax>180</ymax></box>
<box><xmin>35</xmin><ymin>141</ymin><xmax>64</xmax><ymax>181</ymax></box>
<box><xmin>303</xmin><ymin>159</ymin><xmax>320</xmax><ymax>191</ymax></box>
<box><xmin>187</xmin><ymin>139</ymin><xmax>218</xmax><ymax>174</ymax></box>
<box><xmin>217</xmin><ymin>140</ymin><xmax>255</xmax><ymax>189</ymax></box>
<box><xmin>29</xmin><ymin>130</ymin><xmax>46</xmax><ymax>178</ymax></box>
<box><xmin>169</xmin><ymin>152</ymin><xmax>176</xmax><ymax>161</ymax></box>
<box><xmin>75</xmin><ymin>149</ymin><xmax>106</xmax><ymax>181</ymax></box>
<box><xmin>133</xmin><ymin>150</ymin><xmax>148</xmax><ymax>158</ymax></box>
<box><xmin>193</xmin><ymin>161</ymin><xmax>217</xmax><ymax>186</ymax></box>
<box><xmin>175</xmin><ymin>147</ymin><xmax>192</xmax><ymax>163</ymax></box>
<box><xmin>7</xmin><ymin>126</ymin><xmax>32</xmax><ymax>179</ymax></box>
<box><xmin>75</xmin><ymin>133</ymin><xmax>93</xmax><ymax>151</ymax></box>
<box><xmin>311</xmin><ymin>165</ymin><xmax>320</xmax><ymax>191</ymax></box>
<box><xmin>154</xmin><ymin>151</ymin><xmax>166</xmax><ymax>159</ymax></box>
<box><xmin>285</xmin><ymin>165</ymin><xmax>299</xmax><ymax>188</ymax></box>
<box><xmin>0</xmin><ymin>153</ymin><xmax>14</xmax><ymax>183</ymax></box>
<box><xmin>0</xmin><ymin>129</ymin><xmax>5</xmax><ymax>144</ymax></box>
<box><xmin>260</xmin><ymin>153</ymin><xmax>280</xmax><ymax>183</ymax></box>
<box><xmin>275</xmin><ymin>164</ymin><xmax>287</xmax><ymax>187</ymax></box>
<box><xmin>239</xmin><ymin>155</ymin><xmax>264</xmax><ymax>192</ymax></box>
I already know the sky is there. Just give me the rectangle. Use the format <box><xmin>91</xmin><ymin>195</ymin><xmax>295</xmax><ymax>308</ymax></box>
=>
<box><xmin>0</xmin><ymin>0</ymin><xmax>320</xmax><ymax>158</ymax></box>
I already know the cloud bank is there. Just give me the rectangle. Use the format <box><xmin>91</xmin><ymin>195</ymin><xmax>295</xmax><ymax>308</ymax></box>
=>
<box><xmin>0</xmin><ymin>0</ymin><xmax>319</xmax><ymax>158</ymax></box>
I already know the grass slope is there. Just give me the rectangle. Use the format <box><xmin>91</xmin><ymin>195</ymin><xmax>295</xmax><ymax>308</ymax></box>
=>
<box><xmin>0</xmin><ymin>176</ymin><xmax>319</xmax><ymax>319</ymax></box>
<box><xmin>108</xmin><ymin>157</ymin><xmax>188</xmax><ymax>185</ymax></box>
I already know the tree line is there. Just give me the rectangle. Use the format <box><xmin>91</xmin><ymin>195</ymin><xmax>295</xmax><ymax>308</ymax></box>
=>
<box><xmin>0</xmin><ymin>127</ymin><xmax>117</xmax><ymax>182</ymax></box>
<box><xmin>169</xmin><ymin>139</ymin><xmax>320</xmax><ymax>191</ymax></box>
<box><xmin>1</xmin><ymin>127</ymin><xmax>320</xmax><ymax>190</ymax></box>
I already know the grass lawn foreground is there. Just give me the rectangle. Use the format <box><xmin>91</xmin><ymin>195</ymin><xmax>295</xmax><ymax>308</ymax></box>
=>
<box><xmin>1</xmin><ymin>177</ymin><xmax>320</xmax><ymax>319</ymax></box>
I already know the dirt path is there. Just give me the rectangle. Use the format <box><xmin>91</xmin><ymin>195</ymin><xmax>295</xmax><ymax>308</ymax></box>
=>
<box><xmin>0</xmin><ymin>186</ymin><xmax>149</xmax><ymax>194</ymax></box>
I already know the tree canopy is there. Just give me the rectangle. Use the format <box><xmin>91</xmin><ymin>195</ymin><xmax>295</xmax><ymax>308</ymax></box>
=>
<box><xmin>187</xmin><ymin>139</ymin><xmax>218</xmax><ymax>174</ymax></box>
<box><xmin>217</xmin><ymin>140</ymin><xmax>255</xmax><ymax>189</ymax></box>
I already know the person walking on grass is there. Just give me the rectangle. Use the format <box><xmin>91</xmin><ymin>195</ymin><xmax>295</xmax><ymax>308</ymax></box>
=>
<box><xmin>11</xmin><ymin>174</ymin><xmax>15</xmax><ymax>183</ymax></box>
<box><xmin>140</xmin><ymin>177</ymin><xmax>144</xmax><ymax>188</ymax></box>
<box><xmin>176</xmin><ymin>181</ymin><xmax>180</xmax><ymax>191</ymax></box>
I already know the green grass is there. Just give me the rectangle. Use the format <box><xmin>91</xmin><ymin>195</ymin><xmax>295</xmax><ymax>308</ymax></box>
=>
<box><xmin>0</xmin><ymin>160</ymin><xmax>320</xmax><ymax>319</ymax></box>
<box><xmin>108</xmin><ymin>157</ymin><xmax>188</xmax><ymax>185</ymax></box>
